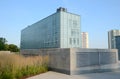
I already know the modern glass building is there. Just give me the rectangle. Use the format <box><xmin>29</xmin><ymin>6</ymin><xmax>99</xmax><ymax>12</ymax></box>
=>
<box><xmin>115</xmin><ymin>36</ymin><xmax>120</xmax><ymax>48</ymax></box>
<box><xmin>108</xmin><ymin>30</ymin><xmax>120</xmax><ymax>49</ymax></box>
<box><xmin>21</xmin><ymin>7</ymin><xmax>81</xmax><ymax>49</ymax></box>
<box><xmin>115</xmin><ymin>36</ymin><xmax>120</xmax><ymax>60</ymax></box>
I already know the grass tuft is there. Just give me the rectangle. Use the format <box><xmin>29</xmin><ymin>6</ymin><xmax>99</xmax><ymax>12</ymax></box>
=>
<box><xmin>0</xmin><ymin>52</ymin><xmax>48</xmax><ymax>79</ymax></box>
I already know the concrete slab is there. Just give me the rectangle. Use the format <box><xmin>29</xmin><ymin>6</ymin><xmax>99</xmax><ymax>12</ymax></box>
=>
<box><xmin>27</xmin><ymin>71</ymin><xmax>120</xmax><ymax>79</ymax></box>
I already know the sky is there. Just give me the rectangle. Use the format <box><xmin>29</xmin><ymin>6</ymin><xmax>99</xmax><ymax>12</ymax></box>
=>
<box><xmin>0</xmin><ymin>0</ymin><xmax>120</xmax><ymax>48</ymax></box>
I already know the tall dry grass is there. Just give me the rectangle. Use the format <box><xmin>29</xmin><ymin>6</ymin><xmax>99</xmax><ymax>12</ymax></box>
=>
<box><xmin>0</xmin><ymin>52</ymin><xmax>48</xmax><ymax>79</ymax></box>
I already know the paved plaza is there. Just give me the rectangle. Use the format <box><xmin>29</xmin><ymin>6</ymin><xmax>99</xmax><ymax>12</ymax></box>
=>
<box><xmin>27</xmin><ymin>71</ymin><xmax>120</xmax><ymax>79</ymax></box>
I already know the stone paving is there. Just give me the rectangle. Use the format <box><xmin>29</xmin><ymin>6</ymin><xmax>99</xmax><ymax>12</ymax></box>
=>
<box><xmin>27</xmin><ymin>71</ymin><xmax>120</xmax><ymax>79</ymax></box>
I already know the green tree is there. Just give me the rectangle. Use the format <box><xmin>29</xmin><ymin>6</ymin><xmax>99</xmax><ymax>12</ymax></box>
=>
<box><xmin>0</xmin><ymin>37</ymin><xmax>7</xmax><ymax>50</ymax></box>
<box><xmin>5</xmin><ymin>44</ymin><xmax>9</xmax><ymax>50</ymax></box>
<box><xmin>8</xmin><ymin>44</ymin><xmax>19</xmax><ymax>52</ymax></box>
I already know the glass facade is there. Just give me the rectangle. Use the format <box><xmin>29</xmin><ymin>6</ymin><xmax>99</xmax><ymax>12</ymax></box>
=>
<box><xmin>115</xmin><ymin>36</ymin><xmax>120</xmax><ymax>49</ymax></box>
<box><xmin>108</xmin><ymin>30</ymin><xmax>120</xmax><ymax>49</ymax></box>
<box><xmin>115</xmin><ymin>36</ymin><xmax>120</xmax><ymax>60</ymax></box>
<box><xmin>60</xmin><ymin>11</ymin><xmax>81</xmax><ymax>48</ymax></box>
<box><xmin>21</xmin><ymin>8</ymin><xmax>81</xmax><ymax>49</ymax></box>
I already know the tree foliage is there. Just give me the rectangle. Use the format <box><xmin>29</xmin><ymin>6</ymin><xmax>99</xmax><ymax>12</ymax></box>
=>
<box><xmin>8</xmin><ymin>44</ymin><xmax>19</xmax><ymax>52</ymax></box>
<box><xmin>0</xmin><ymin>38</ymin><xmax>7</xmax><ymax>50</ymax></box>
<box><xmin>0</xmin><ymin>37</ymin><xmax>19</xmax><ymax>52</ymax></box>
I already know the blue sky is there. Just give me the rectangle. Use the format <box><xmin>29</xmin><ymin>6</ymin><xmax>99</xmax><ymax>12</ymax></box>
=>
<box><xmin>0</xmin><ymin>0</ymin><xmax>120</xmax><ymax>48</ymax></box>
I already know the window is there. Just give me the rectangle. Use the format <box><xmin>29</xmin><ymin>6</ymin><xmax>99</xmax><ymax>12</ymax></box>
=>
<box><xmin>71</xmin><ymin>29</ymin><xmax>77</xmax><ymax>36</ymax></box>
<box><xmin>69</xmin><ymin>38</ymin><xmax>72</xmax><ymax>45</ymax></box>
<box><xmin>71</xmin><ymin>30</ymin><xmax>74</xmax><ymax>36</ymax></box>
<box><xmin>69</xmin><ymin>19</ymin><xmax>72</xmax><ymax>27</ymax></box>
<box><xmin>77</xmin><ymin>38</ymin><xmax>79</xmax><ymax>45</ymax></box>
<box><xmin>73</xmin><ymin>38</ymin><xmax>76</xmax><ymax>44</ymax></box>
<box><xmin>73</xmin><ymin>20</ymin><xmax>77</xmax><ymax>28</ymax></box>
<box><xmin>55</xmin><ymin>41</ymin><xmax>57</xmax><ymax>45</ymax></box>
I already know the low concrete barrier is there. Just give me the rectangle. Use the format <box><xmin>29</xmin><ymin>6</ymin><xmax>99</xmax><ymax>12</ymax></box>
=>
<box><xmin>20</xmin><ymin>48</ymin><xmax>119</xmax><ymax>75</ymax></box>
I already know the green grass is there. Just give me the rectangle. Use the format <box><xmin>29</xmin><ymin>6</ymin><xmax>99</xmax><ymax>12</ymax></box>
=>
<box><xmin>0</xmin><ymin>52</ymin><xmax>48</xmax><ymax>79</ymax></box>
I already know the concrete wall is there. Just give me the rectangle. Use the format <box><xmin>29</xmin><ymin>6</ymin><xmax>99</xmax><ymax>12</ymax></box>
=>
<box><xmin>70</xmin><ymin>48</ymin><xmax>119</xmax><ymax>74</ymax></box>
<box><xmin>47</xmin><ymin>48</ymin><xmax>71</xmax><ymax>74</ymax></box>
<box><xmin>21</xmin><ymin>48</ymin><xmax>71</xmax><ymax>74</ymax></box>
<box><xmin>20</xmin><ymin>48</ymin><xmax>119</xmax><ymax>75</ymax></box>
